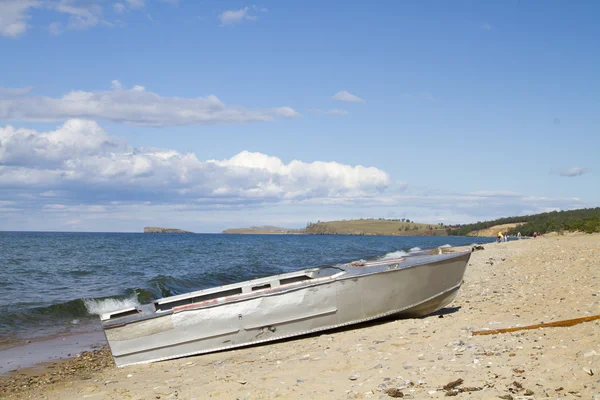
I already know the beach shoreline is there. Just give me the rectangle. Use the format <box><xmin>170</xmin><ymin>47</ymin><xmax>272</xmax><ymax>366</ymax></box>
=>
<box><xmin>2</xmin><ymin>233</ymin><xmax>599</xmax><ymax>399</ymax></box>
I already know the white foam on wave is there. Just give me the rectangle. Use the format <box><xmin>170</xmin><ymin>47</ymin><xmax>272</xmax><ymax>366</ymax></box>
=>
<box><xmin>409</xmin><ymin>247</ymin><xmax>421</xmax><ymax>252</ymax></box>
<box><xmin>380</xmin><ymin>250</ymin><xmax>408</xmax><ymax>260</ymax></box>
<box><xmin>438</xmin><ymin>244</ymin><xmax>452</xmax><ymax>248</ymax></box>
<box><xmin>84</xmin><ymin>294</ymin><xmax>140</xmax><ymax>315</ymax></box>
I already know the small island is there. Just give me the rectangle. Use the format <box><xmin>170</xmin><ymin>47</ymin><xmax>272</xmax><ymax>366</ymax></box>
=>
<box><xmin>143</xmin><ymin>227</ymin><xmax>194</xmax><ymax>234</ymax></box>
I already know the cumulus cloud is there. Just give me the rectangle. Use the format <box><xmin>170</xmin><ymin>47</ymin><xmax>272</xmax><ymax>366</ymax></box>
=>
<box><xmin>557</xmin><ymin>167</ymin><xmax>587</xmax><ymax>177</ymax></box>
<box><xmin>332</xmin><ymin>90</ymin><xmax>365</xmax><ymax>103</ymax></box>
<box><xmin>0</xmin><ymin>120</ymin><xmax>391</xmax><ymax>203</ymax></box>
<box><xmin>0</xmin><ymin>81</ymin><xmax>301</xmax><ymax>126</ymax></box>
<box><xmin>218</xmin><ymin>6</ymin><xmax>258</xmax><ymax>26</ymax></box>
<box><xmin>480</xmin><ymin>23</ymin><xmax>492</xmax><ymax>31</ymax></box>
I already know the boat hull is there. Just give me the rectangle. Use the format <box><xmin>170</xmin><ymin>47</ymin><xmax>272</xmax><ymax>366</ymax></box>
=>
<box><xmin>103</xmin><ymin>251</ymin><xmax>470</xmax><ymax>367</ymax></box>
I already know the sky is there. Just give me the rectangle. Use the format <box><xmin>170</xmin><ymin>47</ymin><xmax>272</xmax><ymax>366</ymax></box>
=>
<box><xmin>0</xmin><ymin>0</ymin><xmax>599</xmax><ymax>232</ymax></box>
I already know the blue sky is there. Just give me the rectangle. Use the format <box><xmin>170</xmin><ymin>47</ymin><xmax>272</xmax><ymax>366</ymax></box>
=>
<box><xmin>0</xmin><ymin>0</ymin><xmax>598</xmax><ymax>232</ymax></box>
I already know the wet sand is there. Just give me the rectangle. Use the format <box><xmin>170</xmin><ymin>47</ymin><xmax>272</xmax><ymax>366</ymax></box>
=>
<box><xmin>0</xmin><ymin>330</ymin><xmax>105</xmax><ymax>375</ymax></box>
<box><xmin>2</xmin><ymin>233</ymin><xmax>599</xmax><ymax>399</ymax></box>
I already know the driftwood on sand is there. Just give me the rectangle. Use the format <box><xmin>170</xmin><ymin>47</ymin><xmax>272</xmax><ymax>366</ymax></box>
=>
<box><xmin>472</xmin><ymin>314</ymin><xmax>600</xmax><ymax>336</ymax></box>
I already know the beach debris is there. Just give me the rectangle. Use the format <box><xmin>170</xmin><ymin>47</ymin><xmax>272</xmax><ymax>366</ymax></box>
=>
<box><xmin>348</xmin><ymin>374</ymin><xmax>360</xmax><ymax>380</ymax></box>
<box><xmin>384</xmin><ymin>387</ymin><xmax>404</xmax><ymax>397</ymax></box>
<box><xmin>472</xmin><ymin>314</ymin><xmax>600</xmax><ymax>336</ymax></box>
<box><xmin>442</xmin><ymin>378</ymin><xmax>463</xmax><ymax>390</ymax></box>
<box><xmin>583</xmin><ymin>367</ymin><xmax>594</xmax><ymax>376</ymax></box>
<box><xmin>440</xmin><ymin>378</ymin><xmax>482</xmax><ymax>396</ymax></box>
<box><xmin>471</xmin><ymin>245</ymin><xmax>485</xmax><ymax>251</ymax></box>
<box><xmin>236</xmin><ymin>379</ymin><xmax>247</xmax><ymax>384</ymax></box>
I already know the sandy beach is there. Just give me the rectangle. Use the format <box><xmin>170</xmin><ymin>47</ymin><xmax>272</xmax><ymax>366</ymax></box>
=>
<box><xmin>2</xmin><ymin>233</ymin><xmax>599</xmax><ymax>400</ymax></box>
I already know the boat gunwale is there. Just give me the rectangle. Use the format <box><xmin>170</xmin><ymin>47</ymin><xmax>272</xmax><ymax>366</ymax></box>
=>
<box><xmin>167</xmin><ymin>250</ymin><xmax>470</xmax><ymax>315</ymax></box>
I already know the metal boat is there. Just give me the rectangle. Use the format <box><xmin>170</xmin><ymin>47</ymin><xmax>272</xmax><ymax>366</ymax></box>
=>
<box><xmin>100</xmin><ymin>250</ymin><xmax>471</xmax><ymax>367</ymax></box>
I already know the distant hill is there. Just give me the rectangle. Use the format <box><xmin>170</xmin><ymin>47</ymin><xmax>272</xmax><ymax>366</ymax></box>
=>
<box><xmin>223</xmin><ymin>219</ymin><xmax>448</xmax><ymax>236</ymax></box>
<box><xmin>222</xmin><ymin>225</ymin><xmax>304</xmax><ymax>234</ymax></box>
<box><xmin>505</xmin><ymin>208</ymin><xmax>600</xmax><ymax>235</ymax></box>
<box><xmin>304</xmin><ymin>219</ymin><xmax>447</xmax><ymax>236</ymax></box>
<box><xmin>467</xmin><ymin>223</ymin><xmax>524</xmax><ymax>237</ymax></box>
<box><xmin>144</xmin><ymin>227</ymin><xmax>194</xmax><ymax>234</ymax></box>
<box><xmin>447</xmin><ymin>207</ymin><xmax>600</xmax><ymax>236</ymax></box>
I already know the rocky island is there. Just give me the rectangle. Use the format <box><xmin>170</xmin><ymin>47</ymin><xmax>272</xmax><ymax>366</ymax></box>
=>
<box><xmin>143</xmin><ymin>227</ymin><xmax>194</xmax><ymax>234</ymax></box>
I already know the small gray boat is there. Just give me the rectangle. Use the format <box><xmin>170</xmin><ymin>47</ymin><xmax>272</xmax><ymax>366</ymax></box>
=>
<box><xmin>101</xmin><ymin>250</ymin><xmax>471</xmax><ymax>367</ymax></box>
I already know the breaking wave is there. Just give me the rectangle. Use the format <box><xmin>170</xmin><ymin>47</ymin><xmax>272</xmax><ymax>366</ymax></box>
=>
<box><xmin>409</xmin><ymin>247</ymin><xmax>421</xmax><ymax>252</ymax></box>
<box><xmin>438</xmin><ymin>244</ymin><xmax>452</xmax><ymax>248</ymax></box>
<box><xmin>379</xmin><ymin>250</ymin><xmax>408</xmax><ymax>260</ymax></box>
<box><xmin>84</xmin><ymin>294</ymin><xmax>140</xmax><ymax>316</ymax></box>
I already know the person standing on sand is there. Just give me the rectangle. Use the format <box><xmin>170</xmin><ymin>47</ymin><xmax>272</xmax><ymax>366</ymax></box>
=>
<box><xmin>497</xmin><ymin>232</ymin><xmax>503</xmax><ymax>243</ymax></box>
<box><xmin>517</xmin><ymin>232</ymin><xmax>522</xmax><ymax>240</ymax></box>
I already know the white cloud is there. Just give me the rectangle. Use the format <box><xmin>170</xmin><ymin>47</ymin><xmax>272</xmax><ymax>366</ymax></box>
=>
<box><xmin>557</xmin><ymin>167</ymin><xmax>587</xmax><ymax>177</ymax></box>
<box><xmin>272</xmin><ymin>107</ymin><xmax>301</xmax><ymax>118</ymax></box>
<box><xmin>0</xmin><ymin>81</ymin><xmax>301</xmax><ymax>126</ymax></box>
<box><xmin>0</xmin><ymin>120</ymin><xmax>590</xmax><ymax>232</ymax></box>
<box><xmin>50</xmin><ymin>1</ymin><xmax>103</xmax><ymax>31</ymax></box>
<box><xmin>219</xmin><ymin>6</ymin><xmax>258</xmax><ymax>27</ymax></box>
<box><xmin>0</xmin><ymin>120</ymin><xmax>391</xmax><ymax>203</ymax></box>
<box><xmin>48</xmin><ymin>21</ymin><xmax>63</xmax><ymax>35</ymax></box>
<box><xmin>125</xmin><ymin>0</ymin><xmax>144</xmax><ymax>10</ymax></box>
<box><xmin>0</xmin><ymin>0</ymin><xmax>39</xmax><ymax>37</ymax></box>
<box><xmin>481</xmin><ymin>23</ymin><xmax>492</xmax><ymax>31</ymax></box>
<box><xmin>0</xmin><ymin>0</ymin><xmax>138</xmax><ymax>38</ymax></box>
<box><xmin>332</xmin><ymin>90</ymin><xmax>365</xmax><ymax>103</ymax></box>
<box><xmin>113</xmin><ymin>3</ymin><xmax>126</xmax><ymax>13</ymax></box>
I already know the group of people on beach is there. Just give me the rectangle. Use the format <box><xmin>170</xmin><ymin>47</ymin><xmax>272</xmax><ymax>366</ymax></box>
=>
<box><xmin>497</xmin><ymin>231</ymin><xmax>523</xmax><ymax>243</ymax></box>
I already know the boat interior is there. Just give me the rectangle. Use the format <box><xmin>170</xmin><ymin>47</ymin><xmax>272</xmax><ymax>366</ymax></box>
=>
<box><xmin>152</xmin><ymin>266</ymin><xmax>346</xmax><ymax>312</ymax></box>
